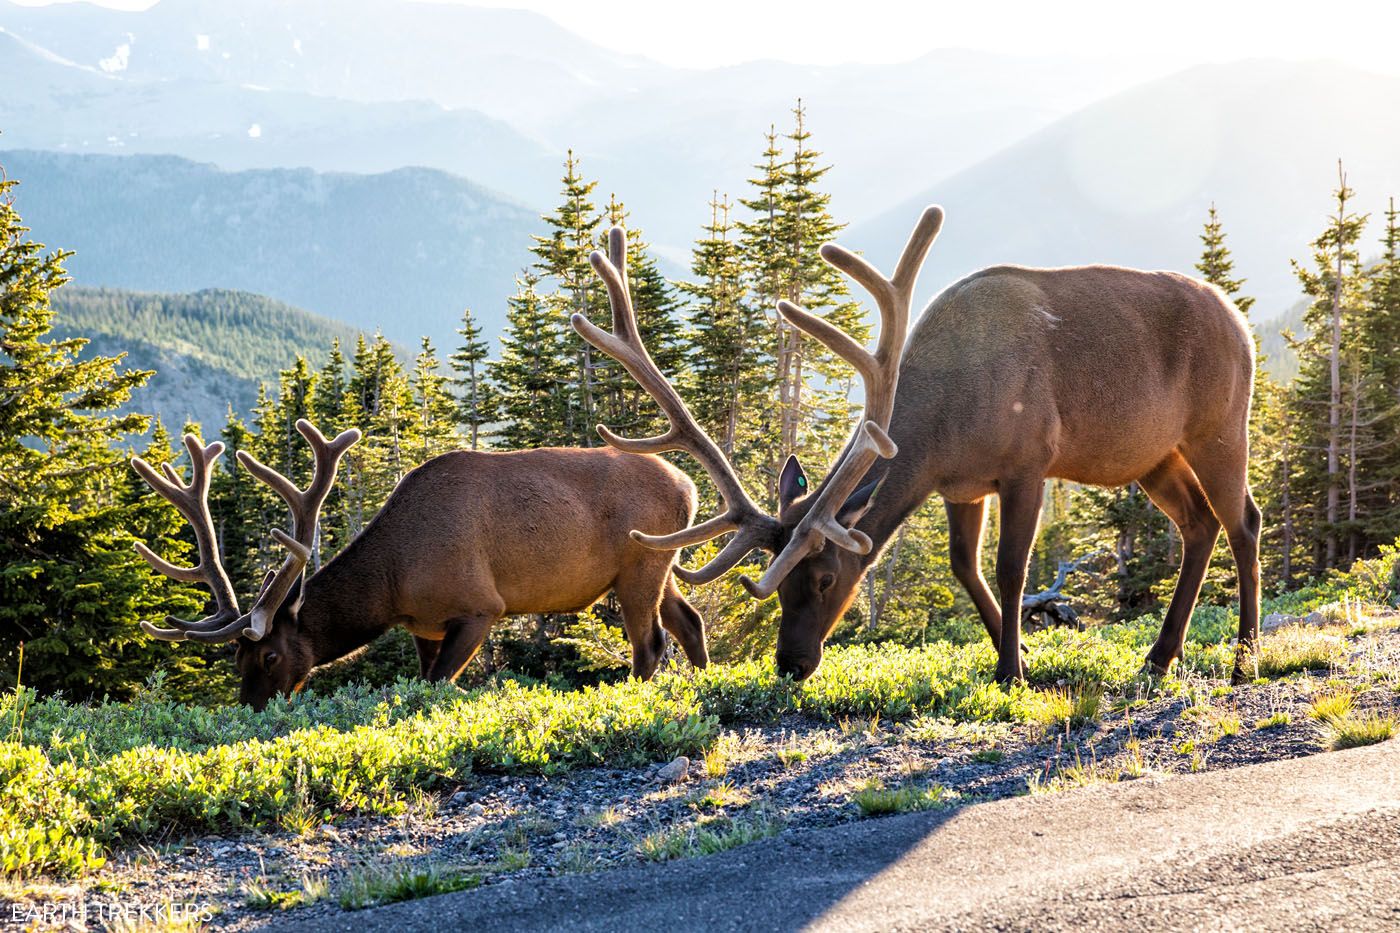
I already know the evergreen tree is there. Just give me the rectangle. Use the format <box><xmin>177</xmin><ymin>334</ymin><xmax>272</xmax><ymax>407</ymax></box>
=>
<box><xmin>1363</xmin><ymin>200</ymin><xmax>1400</xmax><ymax>543</ymax></box>
<box><xmin>491</xmin><ymin>272</ymin><xmax>574</xmax><ymax>449</ymax></box>
<box><xmin>0</xmin><ymin>180</ymin><xmax>208</xmax><ymax>698</ymax></box>
<box><xmin>601</xmin><ymin>196</ymin><xmax>688</xmax><ymax>440</ymax></box>
<box><xmin>773</xmin><ymin>100</ymin><xmax>870</xmax><ymax>468</ymax></box>
<box><xmin>531</xmin><ymin>152</ymin><xmax>606</xmax><ymax>445</ymax></box>
<box><xmin>1290</xmin><ymin>164</ymin><xmax>1370</xmax><ymax>572</ymax></box>
<box><xmin>449</xmin><ymin>307</ymin><xmax>497</xmax><ymax>449</ymax></box>
<box><xmin>410</xmin><ymin>336</ymin><xmax>460</xmax><ymax>463</ymax></box>
<box><xmin>681</xmin><ymin>191</ymin><xmax>770</xmax><ymax>473</ymax></box>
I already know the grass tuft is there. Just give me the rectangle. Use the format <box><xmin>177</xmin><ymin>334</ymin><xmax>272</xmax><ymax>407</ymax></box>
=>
<box><xmin>851</xmin><ymin>779</ymin><xmax>949</xmax><ymax>816</ymax></box>
<box><xmin>337</xmin><ymin>862</ymin><xmax>479</xmax><ymax>911</ymax></box>
<box><xmin>1320</xmin><ymin>711</ymin><xmax>1397</xmax><ymax>751</ymax></box>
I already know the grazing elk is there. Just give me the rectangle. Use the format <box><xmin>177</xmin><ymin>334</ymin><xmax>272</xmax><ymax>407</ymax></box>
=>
<box><xmin>132</xmin><ymin>421</ymin><xmax>707</xmax><ymax>709</ymax></box>
<box><xmin>574</xmin><ymin>207</ymin><xmax>1260</xmax><ymax>686</ymax></box>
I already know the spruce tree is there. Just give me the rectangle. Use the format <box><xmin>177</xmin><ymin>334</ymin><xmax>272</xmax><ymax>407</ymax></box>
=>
<box><xmin>680</xmin><ymin>191</ymin><xmax>771</xmax><ymax>508</ymax></box>
<box><xmin>601</xmin><ymin>196</ymin><xmax>687</xmax><ymax>439</ymax></box>
<box><xmin>1290</xmin><ymin>164</ymin><xmax>1370</xmax><ymax>572</ymax></box>
<box><xmin>491</xmin><ymin>272</ymin><xmax>574</xmax><ymax>449</ymax></box>
<box><xmin>531</xmin><ymin>152</ymin><xmax>606</xmax><ymax>445</ymax></box>
<box><xmin>410</xmin><ymin>336</ymin><xmax>460</xmax><ymax>463</ymax></box>
<box><xmin>449</xmin><ymin>307</ymin><xmax>497</xmax><ymax>449</ymax></box>
<box><xmin>0</xmin><ymin>179</ymin><xmax>207</xmax><ymax>698</ymax></box>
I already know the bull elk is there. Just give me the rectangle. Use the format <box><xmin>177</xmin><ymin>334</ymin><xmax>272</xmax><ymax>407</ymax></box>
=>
<box><xmin>132</xmin><ymin>422</ymin><xmax>707</xmax><ymax>709</ymax></box>
<box><xmin>575</xmin><ymin>207</ymin><xmax>1260</xmax><ymax>685</ymax></box>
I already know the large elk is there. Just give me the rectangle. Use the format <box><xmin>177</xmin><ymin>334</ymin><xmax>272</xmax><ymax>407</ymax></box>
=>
<box><xmin>132</xmin><ymin>422</ymin><xmax>707</xmax><ymax>709</ymax></box>
<box><xmin>575</xmin><ymin>208</ymin><xmax>1260</xmax><ymax>685</ymax></box>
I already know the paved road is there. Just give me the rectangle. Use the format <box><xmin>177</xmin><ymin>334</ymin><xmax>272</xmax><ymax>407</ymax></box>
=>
<box><xmin>284</xmin><ymin>739</ymin><xmax>1400</xmax><ymax>932</ymax></box>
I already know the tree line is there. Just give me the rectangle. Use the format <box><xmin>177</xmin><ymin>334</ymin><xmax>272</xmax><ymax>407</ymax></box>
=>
<box><xmin>4</xmin><ymin>108</ymin><xmax>1400</xmax><ymax>700</ymax></box>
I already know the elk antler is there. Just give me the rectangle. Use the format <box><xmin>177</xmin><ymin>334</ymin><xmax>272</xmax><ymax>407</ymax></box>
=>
<box><xmin>738</xmin><ymin>205</ymin><xmax>944</xmax><ymax>599</ymax></box>
<box><xmin>574</xmin><ymin>226</ymin><xmax>782</xmax><ymax>584</ymax></box>
<box><xmin>131</xmin><ymin>434</ymin><xmax>243</xmax><ymax>639</ymax></box>
<box><xmin>131</xmin><ymin>420</ymin><xmax>359</xmax><ymax>644</ymax></box>
<box><xmin>234</xmin><ymin>419</ymin><xmax>361</xmax><ymax>639</ymax></box>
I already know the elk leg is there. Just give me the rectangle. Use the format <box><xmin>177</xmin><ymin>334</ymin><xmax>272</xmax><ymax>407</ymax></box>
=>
<box><xmin>946</xmin><ymin>499</ymin><xmax>1003</xmax><ymax>645</ymax></box>
<box><xmin>993</xmin><ymin>477</ymin><xmax>1044</xmax><ymax>684</ymax></box>
<box><xmin>1137</xmin><ymin>452</ymin><xmax>1220</xmax><ymax>674</ymax></box>
<box><xmin>616</xmin><ymin>569</ymin><xmax>669</xmax><ymax>680</ymax></box>
<box><xmin>413</xmin><ymin>635</ymin><xmax>443</xmax><ymax>678</ymax></box>
<box><xmin>426</xmin><ymin>613</ymin><xmax>498</xmax><ymax>683</ymax></box>
<box><xmin>660</xmin><ymin>576</ymin><xmax>709</xmax><ymax>669</ymax></box>
<box><xmin>1183</xmin><ymin>439</ymin><xmax>1262</xmax><ymax>685</ymax></box>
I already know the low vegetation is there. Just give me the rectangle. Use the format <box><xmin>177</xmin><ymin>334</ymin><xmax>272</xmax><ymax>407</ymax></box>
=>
<box><xmin>851</xmin><ymin>779</ymin><xmax>950</xmax><ymax>816</ymax></box>
<box><xmin>2</xmin><ymin>576</ymin><xmax>1395</xmax><ymax>880</ymax></box>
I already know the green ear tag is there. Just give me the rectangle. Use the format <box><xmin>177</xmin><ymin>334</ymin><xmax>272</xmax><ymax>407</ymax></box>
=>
<box><xmin>797</xmin><ymin>476</ymin><xmax>806</xmax><ymax>487</ymax></box>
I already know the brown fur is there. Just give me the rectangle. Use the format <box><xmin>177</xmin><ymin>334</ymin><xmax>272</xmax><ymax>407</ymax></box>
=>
<box><xmin>772</xmin><ymin>264</ymin><xmax>1261</xmax><ymax>685</ymax></box>
<box><xmin>230</xmin><ymin>446</ymin><xmax>706</xmax><ymax>708</ymax></box>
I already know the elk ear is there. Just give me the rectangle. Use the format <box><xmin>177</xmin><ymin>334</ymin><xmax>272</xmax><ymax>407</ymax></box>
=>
<box><xmin>836</xmin><ymin>478</ymin><xmax>881</xmax><ymax>528</ymax></box>
<box><xmin>778</xmin><ymin>456</ymin><xmax>809</xmax><ymax>513</ymax></box>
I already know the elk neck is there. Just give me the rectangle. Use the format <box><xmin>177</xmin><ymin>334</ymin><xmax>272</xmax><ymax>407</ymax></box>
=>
<box><xmin>295</xmin><ymin>537</ymin><xmax>400</xmax><ymax>663</ymax></box>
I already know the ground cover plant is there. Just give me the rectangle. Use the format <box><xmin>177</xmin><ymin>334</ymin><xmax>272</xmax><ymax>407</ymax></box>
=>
<box><xmin>3</xmin><ymin>577</ymin><xmax>1384</xmax><ymax>883</ymax></box>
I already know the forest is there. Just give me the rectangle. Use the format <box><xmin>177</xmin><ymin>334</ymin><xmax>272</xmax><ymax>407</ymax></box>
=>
<box><xmin>4</xmin><ymin>104</ymin><xmax>1400</xmax><ymax>706</ymax></box>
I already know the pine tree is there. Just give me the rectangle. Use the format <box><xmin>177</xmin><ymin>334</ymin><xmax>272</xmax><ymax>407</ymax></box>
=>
<box><xmin>681</xmin><ymin>191</ymin><xmax>770</xmax><ymax>470</ymax></box>
<box><xmin>410</xmin><ymin>336</ymin><xmax>460</xmax><ymax>463</ymax></box>
<box><xmin>1365</xmin><ymin>200</ymin><xmax>1400</xmax><ymax>542</ymax></box>
<box><xmin>600</xmin><ymin>195</ymin><xmax>687</xmax><ymax>440</ymax></box>
<box><xmin>491</xmin><ymin>272</ymin><xmax>574</xmax><ymax>449</ymax></box>
<box><xmin>531</xmin><ymin>152</ymin><xmax>606</xmax><ymax>445</ymax></box>
<box><xmin>449</xmin><ymin>307</ymin><xmax>497</xmax><ymax>449</ymax></box>
<box><xmin>1290</xmin><ymin>163</ymin><xmax>1370</xmax><ymax>572</ymax></box>
<box><xmin>772</xmin><ymin>100</ymin><xmax>869</xmax><ymax>469</ymax></box>
<box><xmin>0</xmin><ymin>178</ymin><xmax>208</xmax><ymax>698</ymax></box>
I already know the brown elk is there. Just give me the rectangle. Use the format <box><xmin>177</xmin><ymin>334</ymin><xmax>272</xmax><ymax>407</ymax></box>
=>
<box><xmin>132</xmin><ymin>422</ymin><xmax>708</xmax><ymax>709</ymax></box>
<box><xmin>575</xmin><ymin>208</ymin><xmax>1260</xmax><ymax>686</ymax></box>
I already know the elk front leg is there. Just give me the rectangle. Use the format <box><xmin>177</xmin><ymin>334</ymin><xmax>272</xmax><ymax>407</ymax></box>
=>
<box><xmin>945</xmin><ymin>499</ymin><xmax>1002</xmax><ymax>645</ymax></box>
<box><xmin>994</xmin><ymin>477</ymin><xmax>1044</xmax><ymax>685</ymax></box>
<box><xmin>660</xmin><ymin>576</ymin><xmax>708</xmax><ymax>668</ymax></box>
<box><xmin>426</xmin><ymin>613</ymin><xmax>499</xmax><ymax>683</ymax></box>
<box><xmin>413</xmin><ymin>635</ymin><xmax>443</xmax><ymax>678</ymax></box>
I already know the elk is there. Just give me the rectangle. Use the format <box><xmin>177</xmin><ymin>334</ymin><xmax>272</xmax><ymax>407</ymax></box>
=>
<box><xmin>575</xmin><ymin>208</ymin><xmax>1260</xmax><ymax>686</ymax></box>
<box><xmin>132</xmin><ymin>421</ymin><xmax>707</xmax><ymax>709</ymax></box>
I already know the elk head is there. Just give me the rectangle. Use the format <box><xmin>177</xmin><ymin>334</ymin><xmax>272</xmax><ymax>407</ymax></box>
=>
<box><xmin>573</xmin><ymin>206</ymin><xmax>942</xmax><ymax>680</ymax></box>
<box><xmin>131</xmin><ymin>419</ymin><xmax>360</xmax><ymax>709</ymax></box>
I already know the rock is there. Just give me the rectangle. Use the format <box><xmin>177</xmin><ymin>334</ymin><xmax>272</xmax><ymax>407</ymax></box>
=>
<box><xmin>1304</xmin><ymin>610</ymin><xmax>1329</xmax><ymax>626</ymax></box>
<box><xmin>466</xmin><ymin>802</ymin><xmax>486</xmax><ymax>818</ymax></box>
<box><xmin>450</xmin><ymin>791</ymin><xmax>470</xmax><ymax>807</ymax></box>
<box><xmin>1262</xmin><ymin>612</ymin><xmax>1299</xmax><ymax>632</ymax></box>
<box><xmin>655</xmin><ymin>756</ymin><xmax>690</xmax><ymax>783</ymax></box>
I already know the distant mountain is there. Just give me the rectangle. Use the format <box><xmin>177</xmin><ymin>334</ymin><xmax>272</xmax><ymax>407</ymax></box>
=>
<box><xmin>52</xmin><ymin>286</ymin><xmax>380</xmax><ymax>431</ymax></box>
<box><xmin>0</xmin><ymin>28</ymin><xmax>558</xmax><ymax>205</ymax></box>
<box><xmin>851</xmin><ymin>60</ymin><xmax>1400</xmax><ymax>320</ymax></box>
<box><xmin>4</xmin><ymin>149</ymin><xmax>538</xmax><ymax>350</ymax></box>
<box><xmin>0</xmin><ymin>0</ymin><xmax>1172</xmax><ymax>253</ymax></box>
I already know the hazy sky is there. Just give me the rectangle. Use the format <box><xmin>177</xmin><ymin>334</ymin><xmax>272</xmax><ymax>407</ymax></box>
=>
<box><xmin>13</xmin><ymin>0</ymin><xmax>1400</xmax><ymax>71</ymax></box>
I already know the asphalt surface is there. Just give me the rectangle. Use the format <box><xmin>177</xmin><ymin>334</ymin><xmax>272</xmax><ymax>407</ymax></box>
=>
<box><xmin>281</xmin><ymin>739</ymin><xmax>1400</xmax><ymax>932</ymax></box>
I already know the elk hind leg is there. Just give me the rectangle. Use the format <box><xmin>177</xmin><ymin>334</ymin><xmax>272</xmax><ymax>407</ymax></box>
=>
<box><xmin>1137</xmin><ymin>452</ymin><xmax>1221</xmax><ymax>674</ymax></box>
<box><xmin>660</xmin><ymin>575</ymin><xmax>708</xmax><ymax>669</ymax></box>
<box><xmin>1183</xmin><ymin>438</ymin><xmax>1262</xmax><ymax>685</ymax></box>
<box><xmin>993</xmin><ymin>477</ymin><xmax>1044</xmax><ymax>685</ymax></box>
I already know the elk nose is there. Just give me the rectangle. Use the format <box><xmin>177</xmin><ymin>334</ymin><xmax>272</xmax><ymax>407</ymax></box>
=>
<box><xmin>776</xmin><ymin>654</ymin><xmax>818</xmax><ymax>682</ymax></box>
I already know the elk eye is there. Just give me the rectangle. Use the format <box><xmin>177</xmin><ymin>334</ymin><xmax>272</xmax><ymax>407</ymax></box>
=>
<box><xmin>262</xmin><ymin>651</ymin><xmax>281</xmax><ymax>671</ymax></box>
<box><xmin>817</xmin><ymin>573</ymin><xmax>836</xmax><ymax>594</ymax></box>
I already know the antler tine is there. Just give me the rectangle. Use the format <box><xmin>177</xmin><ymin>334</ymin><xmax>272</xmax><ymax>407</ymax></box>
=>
<box><xmin>234</xmin><ymin>418</ymin><xmax>361</xmax><ymax>640</ymax></box>
<box><xmin>742</xmin><ymin>206</ymin><xmax>944</xmax><ymax>599</ymax></box>
<box><xmin>131</xmin><ymin>434</ymin><xmax>243</xmax><ymax>640</ymax></box>
<box><xmin>575</xmin><ymin>226</ymin><xmax>780</xmax><ymax>582</ymax></box>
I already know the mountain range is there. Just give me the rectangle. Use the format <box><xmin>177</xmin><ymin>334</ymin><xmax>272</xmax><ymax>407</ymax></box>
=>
<box><xmin>5</xmin><ymin>0</ymin><xmax>1400</xmax><ymax>366</ymax></box>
